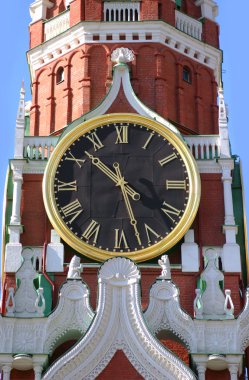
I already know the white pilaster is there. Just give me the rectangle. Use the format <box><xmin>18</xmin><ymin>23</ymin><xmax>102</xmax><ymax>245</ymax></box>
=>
<box><xmin>29</xmin><ymin>0</ymin><xmax>54</xmax><ymax>23</ymax></box>
<box><xmin>219</xmin><ymin>159</ymin><xmax>241</xmax><ymax>272</ymax></box>
<box><xmin>34</xmin><ymin>365</ymin><xmax>43</xmax><ymax>380</ymax></box>
<box><xmin>196</xmin><ymin>364</ymin><xmax>206</xmax><ymax>380</ymax></box>
<box><xmin>46</xmin><ymin>230</ymin><xmax>64</xmax><ymax>272</ymax></box>
<box><xmin>195</xmin><ymin>0</ymin><xmax>218</xmax><ymax>21</ymax></box>
<box><xmin>181</xmin><ymin>229</ymin><xmax>199</xmax><ymax>272</ymax></box>
<box><xmin>2</xmin><ymin>365</ymin><xmax>12</xmax><ymax>380</ymax></box>
<box><xmin>220</xmin><ymin>160</ymin><xmax>235</xmax><ymax>226</ymax></box>
<box><xmin>228</xmin><ymin>364</ymin><xmax>239</xmax><ymax>380</ymax></box>
<box><xmin>10</xmin><ymin>163</ymin><xmax>23</xmax><ymax>225</ymax></box>
<box><xmin>5</xmin><ymin>160</ymin><xmax>25</xmax><ymax>272</ymax></box>
<box><xmin>14</xmin><ymin>83</ymin><xmax>25</xmax><ymax>159</ymax></box>
<box><xmin>0</xmin><ymin>357</ymin><xmax>13</xmax><ymax>380</ymax></box>
<box><xmin>218</xmin><ymin>86</ymin><xmax>231</xmax><ymax>159</ymax></box>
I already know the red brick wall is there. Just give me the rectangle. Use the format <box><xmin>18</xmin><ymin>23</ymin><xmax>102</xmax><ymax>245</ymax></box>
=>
<box><xmin>29</xmin><ymin>21</ymin><xmax>44</xmax><ymax>49</ymax></box>
<box><xmin>30</xmin><ymin>43</ymin><xmax>217</xmax><ymax>136</ymax></box>
<box><xmin>20</xmin><ymin>175</ymin><xmax>48</xmax><ymax>246</ymax></box>
<box><xmin>198</xmin><ymin>174</ymin><xmax>225</xmax><ymax>246</ymax></box>
<box><xmin>96</xmin><ymin>350</ymin><xmax>144</xmax><ymax>379</ymax></box>
<box><xmin>11</xmin><ymin>369</ymin><xmax>34</xmax><ymax>380</ymax></box>
<box><xmin>206</xmin><ymin>369</ymin><xmax>230</xmax><ymax>380</ymax></box>
<box><xmin>202</xmin><ymin>18</ymin><xmax>220</xmax><ymax>48</ymax></box>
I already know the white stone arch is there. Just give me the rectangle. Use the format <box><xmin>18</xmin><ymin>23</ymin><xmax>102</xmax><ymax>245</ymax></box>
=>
<box><xmin>42</xmin><ymin>258</ymin><xmax>196</xmax><ymax>380</ymax></box>
<box><xmin>144</xmin><ymin>280</ymin><xmax>197</xmax><ymax>352</ymax></box>
<box><xmin>44</xmin><ymin>281</ymin><xmax>94</xmax><ymax>354</ymax></box>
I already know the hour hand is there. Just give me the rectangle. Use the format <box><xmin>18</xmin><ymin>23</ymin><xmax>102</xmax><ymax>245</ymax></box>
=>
<box><xmin>84</xmin><ymin>151</ymin><xmax>140</xmax><ymax>201</ymax></box>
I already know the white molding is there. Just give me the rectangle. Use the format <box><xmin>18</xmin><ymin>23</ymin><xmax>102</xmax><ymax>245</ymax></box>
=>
<box><xmin>27</xmin><ymin>20</ymin><xmax>222</xmax><ymax>82</ymax></box>
<box><xmin>42</xmin><ymin>258</ymin><xmax>196</xmax><ymax>380</ymax></box>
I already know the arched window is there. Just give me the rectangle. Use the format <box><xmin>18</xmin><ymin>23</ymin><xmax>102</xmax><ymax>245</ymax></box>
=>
<box><xmin>56</xmin><ymin>67</ymin><xmax>64</xmax><ymax>84</ymax></box>
<box><xmin>183</xmin><ymin>66</ymin><xmax>191</xmax><ymax>84</ymax></box>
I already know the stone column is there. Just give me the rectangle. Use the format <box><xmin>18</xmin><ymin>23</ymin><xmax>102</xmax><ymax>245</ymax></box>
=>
<box><xmin>196</xmin><ymin>364</ymin><xmax>206</xmax><ymax>380</ymax></box>
<box><xmin>228</xmin><ymin>364</ymin><xmax>238</xmax><ymax>380</ymax></box>
<box><xmin>221</xmin><ymin>161</ymin><xmax>235</xmax><ymax>226</ymax></box>
<box><xmin>10</xmin><ymin>165</ymin><xmax>23</xmax><ymax>225</ymax></box>
<box><xmin>34</xmin><ymin>364</ymin><xmax>43</xmax><ymax>380</ymax></box>
<box><xmin>2</xmin><ymin>365</ymin><xmax>12</xmax><ymax>380</ymax></box>
<box><xmin>219</xmin><ymin>160</ymin><xmax>241</xmax><ymax>272</ymax></box>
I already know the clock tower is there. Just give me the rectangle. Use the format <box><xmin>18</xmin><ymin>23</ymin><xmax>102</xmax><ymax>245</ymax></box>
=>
<box><xmin>0</xmin><ymin>1</ymin><xmax>248</xmax><ymax>379</ymax></box>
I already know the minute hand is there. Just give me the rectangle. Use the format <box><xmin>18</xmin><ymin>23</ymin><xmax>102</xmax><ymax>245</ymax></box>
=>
<box><xmin>84</xmin><ymin>151</ymin><xmax>140</xmax><ymax>201</ymax></box>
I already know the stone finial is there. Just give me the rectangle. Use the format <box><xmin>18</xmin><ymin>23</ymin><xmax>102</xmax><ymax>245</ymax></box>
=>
<box><xmin>67</xmin><ymin>255</ymin><xmax>82</xmax><ymax>280</ymax></box>
<box><xmin>14</xmin><ymin>247</ymin><xmax>41</xmax><ymax>317</ymax></box>
<box><xmin>195</xmin><ymin>248</ymin><xmax>234</xmax><ymax>320</ymax></box>
<box><xmin>111</xmin><ymin>47</ymin><xmax>135</xmax><ymax>64</ymax></box>
<box><xmin>158</xmin><ymin>255</ymin><xmax>171</xmax><ymax>280</ymax></box>
<box><xmin>218</xmin><ymin>84</ymin><xmax>231</xmax><ymax>158</ymax></box>
<box><xmin>14</xmin><ymin>82</ymin><xmax>26</xmax><ymax>159</ymax></box>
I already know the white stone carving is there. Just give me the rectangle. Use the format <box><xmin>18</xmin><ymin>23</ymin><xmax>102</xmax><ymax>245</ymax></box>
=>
<box><xmin>44</xmin><ymin>280</ymin><xmax>94</xmax><ymax>354</ymax></box>
<box><xmin>67</xmin><ymin>256</ymin><xmax>82</xmax><ymax>279</ymax></box>
<box><xmin>44</xmin><ymin>10</ymin><xmax>70</xmax><ymax>41</ymax></box>
<box><xmin>42</xmin><ymin>258</ymin><xmax>196</xmax><ymax>380</ymax></box>
<box><xmin>145</xmin><ymin>279</ymin><xmax>196</xmax><ymax>351</ymax></box>
<box><xmin>0</xmin><ymin>279</ymin><xmax>94</xmax><ymax>356</ymax></box>
<box><xmin>14</xmin><ymin>84</ymin><xmax>26</xmax><ymax>160</ymax></box>
<box><xmin>218</xmin><ymin>86</ymin><xmax>231</xmax><ymax>159</ymax></box>
<box><xmin>198</xmin><ymin>249</ymin><xmax>234</xmax><ymax>319</ymax></box>
<box><xmin>111</xmin><ymin>47</ymin><xmax>135</xmax><ymax>64</ymax></box>
<box><xmin>14</xmin><ymin>248</ymin><xmax>39</xmax><ymax>317</ymax></box>
<box><xmin>158</xmin><ymin>255</ymin><xmax>171</xmax><ymax>280</ymax></box>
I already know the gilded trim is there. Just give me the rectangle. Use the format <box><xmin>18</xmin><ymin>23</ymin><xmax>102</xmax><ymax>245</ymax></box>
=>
<box><xmin>43</xmin><ymin>114</ymin><xmax>201</xmax><ymax>262</ymax></box>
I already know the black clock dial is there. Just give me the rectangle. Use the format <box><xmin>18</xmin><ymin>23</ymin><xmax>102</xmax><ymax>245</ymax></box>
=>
<box><xmin>53</xmin><ymin>122</ymin><xmax>190</xmax><ymax>253</ymax></box>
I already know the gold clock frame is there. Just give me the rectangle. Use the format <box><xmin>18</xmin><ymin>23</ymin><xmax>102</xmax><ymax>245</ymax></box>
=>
<box><xmin>43</xmin><ymin>114</ymin><xmax>201</xmax><ymax>262</ymax></box>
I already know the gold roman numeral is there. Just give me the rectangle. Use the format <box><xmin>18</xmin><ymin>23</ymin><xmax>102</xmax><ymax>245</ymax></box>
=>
<box><xmin>82</xmin><ymin>220</ymin><xmax>100</xmax><ymax>244</ymax></box>
<box><xmin>61</xmin><ymin>199</ymin><xmax>83</xmax><ymax>223</ymax></box>
<box><xmin>161</xmin><ymin>201</ymin><xmax>181</xmax><ymax>223</ymax></box>
<box><xmin>65</xmin><ymin>151</ymin><xmax>85</xmax><ymax>168</ymax></box>
<box><xmin>57</xmin><ymin>180</ymin><xmax>77</xmax><ymax>191</ymax></box>
<box><xmin>114</xmin><ymin>229</ymin><xmax>129</xmax><ymax>249</ymax></box>
<box><xmin>115</xmin><ymin>125</ymin><xmax>129</xmax><ymax>144</ymax></box>
<box><xmin>158</xmin><ymin>153</ymin><xmax>177</xmax><ymax>167</ymax></box>
<box><xmin>86</xmin><ymin>132</ymin><xmax>104</xmax><ymax>151</ymax></box>
<box><xmin>142</xmin><ymin>132</ymin><xmax>154</xmax><ymax>150</ymax></box>
<box><xmin>144</xmin><ymin>224</ymin><xmax>161</xmax><ymax>244</ymax></box>
<box><xmin>166</xmin><ymin>180</ymin><xmax>186</xmax><ymax>190</ymax></box>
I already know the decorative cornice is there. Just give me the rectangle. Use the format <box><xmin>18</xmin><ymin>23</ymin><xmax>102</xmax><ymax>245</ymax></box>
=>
<box><xmin>27</xmin><ymin>20</ymin><xmax>222</xmax><ymax>82</ymax></box>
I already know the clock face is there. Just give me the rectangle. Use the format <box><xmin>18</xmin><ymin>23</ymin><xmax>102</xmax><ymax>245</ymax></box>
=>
<box><xmin>43</xmin><ymin>114</ymin><xmax>200</xmax><ymax>262</ymax></box>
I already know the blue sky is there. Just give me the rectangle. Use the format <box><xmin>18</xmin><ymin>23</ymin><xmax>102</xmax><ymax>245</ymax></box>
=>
<box><xmin>0</xmin><ymin>1</ymin><xmax>248</xmax><ymax>252</ymax></box>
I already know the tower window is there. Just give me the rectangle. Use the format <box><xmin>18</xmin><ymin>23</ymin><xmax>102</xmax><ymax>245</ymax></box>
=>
<box><xmin>183</xmin><ymin>66</ymin><xmax>191</xmax><ymax>84</ymax></box>
<box><xmin>56</xmin><ymin>67</ymin><xmax>64</xmax><ymax>84</ymax></box>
